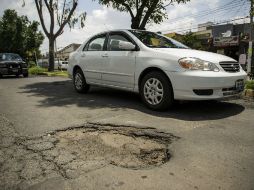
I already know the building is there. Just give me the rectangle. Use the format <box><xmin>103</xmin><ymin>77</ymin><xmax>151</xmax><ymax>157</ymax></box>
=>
<box><xmin>190</xmin><ymin>22</ymin><xmax>213</xmax><ymax>50</ymax></box>
<box><xmin>197</xmin><ymin>22</ymin><xmax>213</xmax><ymax>32</ymax></box>
<box><xmin>56</xmin><ymin>43</ymin><xmax>81</xmax><ymax>60</ymax></box>
<box><xmin>212</xmin><ymin>23</ymin><xmax>253</xmax><ymax>61</ymax></box>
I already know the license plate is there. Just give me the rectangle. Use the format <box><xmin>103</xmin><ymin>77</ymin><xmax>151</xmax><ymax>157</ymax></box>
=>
<box><xmin>12</xmin><ymin>69</ymin><xmax>18</xmax><ymax>73</ymax></box>
<box><xmin>235</xmin><ymin>80</ymin><xmax>244</xmax><ymax>91</ymax></box>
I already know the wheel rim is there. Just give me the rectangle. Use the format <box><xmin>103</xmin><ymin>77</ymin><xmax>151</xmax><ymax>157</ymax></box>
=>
<box><xmin>144</xmin><ymin>78</ymin><xmax>164</xmax><ymax>105</ymax></box>
<box><xmin>74</xmin><ymin>73</ymin><xmax>83</xmax><ymax>90</ymax></box>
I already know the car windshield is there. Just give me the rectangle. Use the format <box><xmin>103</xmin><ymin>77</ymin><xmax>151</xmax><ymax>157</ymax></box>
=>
<box><xmin>129</xmin><ymin>30</ymin><xmax>189</xmax><ymax>49</ymax></box>
<box><xmin>0</xmin><ymin>53</ymin><xmax>22</xmax><ymax>61</ymax></box>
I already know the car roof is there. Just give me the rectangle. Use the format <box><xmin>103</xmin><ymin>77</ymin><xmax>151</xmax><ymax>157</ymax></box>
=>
<box><xmin>94</xmin><ymin>29</ymin><xmax>149</xmax><ymax>35</ymax></box>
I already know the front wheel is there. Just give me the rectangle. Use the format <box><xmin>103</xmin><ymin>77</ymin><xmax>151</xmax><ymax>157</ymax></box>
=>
<box><xmin>73</xmin><ymin>68</ymin><xmax>90</xmax><ymax>93</ymax></box>
<box><xmin>140</xmin><ymin>71</ymin><xmax>174</xmax><ymax>111</ymax></box>
<box><xmin>23</xmin><ymin>73</ymin><xmax>28</xmax><ymax>78</ymax></box>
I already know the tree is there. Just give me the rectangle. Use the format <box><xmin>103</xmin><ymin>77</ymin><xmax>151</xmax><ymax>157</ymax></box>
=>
<box><xmin>0</xmin><ymin>9</ymin><xmax>44</xmax><ymax>59</ymax></box>
<box><xmin>97</xmin><ymin>0</ymin><xmax>190</xmax><ymax>30</ymax></box>
<box><xmin>27</xmin><ymin>0</ymin><xmax>86</xmax><ymax>71</ymax></box>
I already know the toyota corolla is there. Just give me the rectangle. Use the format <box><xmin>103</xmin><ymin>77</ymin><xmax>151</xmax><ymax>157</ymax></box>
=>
<box><xmin>68</xmin><ymin>30</ymin><xmax>247</xmax><ymax>110</ymax></box>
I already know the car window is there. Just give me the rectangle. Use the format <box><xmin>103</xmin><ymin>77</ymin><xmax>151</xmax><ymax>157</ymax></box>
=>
<box><xmin>129</xmin><ymin>30</ymin><xmax>189</xmax><ymax>49</ymax></box>
<box><xmin>87</xmin><ymin>36</ymin><xmax>106</xmax><ymax>51</ymax></box>
<box><xmin>108</xmin><ymin>34</ymin><xmax>132</xmax><ymax>51</ymax></box>
<box><xmin>0</xmin><ymin>53</ymin><xmax>22</xmax><ymax>61</ymax></box>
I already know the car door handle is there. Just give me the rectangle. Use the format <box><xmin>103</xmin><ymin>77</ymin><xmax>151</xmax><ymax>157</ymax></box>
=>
<box><xmin>102</xmin><ymin>54</ymin><xmax>108</xmax><ymax>58</ymax></box>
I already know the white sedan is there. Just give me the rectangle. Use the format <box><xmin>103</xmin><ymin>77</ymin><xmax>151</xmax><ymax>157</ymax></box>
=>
<box><xmin>68</xmin><ymin>30</ymin><xmax>247</xmax><ymax>110</ymax></box>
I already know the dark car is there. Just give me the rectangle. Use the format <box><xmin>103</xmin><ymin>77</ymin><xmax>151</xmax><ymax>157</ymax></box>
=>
<box><xmin>0</xmin><ymin>53</ymin><xmax>28</xmax><ymax>78</ymax></box>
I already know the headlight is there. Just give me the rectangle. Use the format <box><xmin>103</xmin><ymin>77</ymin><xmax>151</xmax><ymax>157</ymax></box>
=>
<box><xmin>179</xmin><ymin>57</ymin><xmax>220</xmax><ymax>72</ymax></box>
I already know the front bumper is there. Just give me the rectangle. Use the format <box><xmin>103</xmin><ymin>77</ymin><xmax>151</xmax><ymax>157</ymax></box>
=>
<box><xmin>166</xmin><ymin>70</ymin><xmax>247</xmax><ymax>100</ymax></box>
<box><xmin>0</xmin><ymin>67</ymin><xmax>28</xmax><ymax>75</ymax></box>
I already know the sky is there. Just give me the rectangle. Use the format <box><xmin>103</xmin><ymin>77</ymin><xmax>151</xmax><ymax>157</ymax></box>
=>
<box><xmin>0</xmin><ymin>0</ymin><xmax>250</xmax><ymax>54</ymax></box>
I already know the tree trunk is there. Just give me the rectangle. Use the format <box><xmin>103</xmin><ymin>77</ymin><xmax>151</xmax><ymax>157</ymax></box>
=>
<box><xmin>48</xmin><ymin>37</ymin><xmax>55</xmax><ymax>72</ymax></box>
<box><xmin>139</xmin><ymin>0</ymin><xmax>159</xmax><ymax>30</ymax></box>
<box><xmin>131</xmin><ymin>17</ymin><xmax>140</xmax><ymax>29</ymax></box>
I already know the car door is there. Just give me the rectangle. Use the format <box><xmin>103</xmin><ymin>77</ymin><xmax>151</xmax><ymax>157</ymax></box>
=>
<box><xmin>79</xmin><ymin>34</ymin><xmax>107</xmax><ymax>84</ymax></box>
<box><xmin>101</xmin><ymin>32</ymin><xmax>137</xmax><ymax>89</ymax></box>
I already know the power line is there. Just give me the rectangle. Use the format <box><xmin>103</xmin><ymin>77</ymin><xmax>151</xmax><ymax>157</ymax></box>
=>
<box><xmin>162</xmin><ymin>16</ymin><xmax>250</xmax><ymax>34</ymax></box>
<box><xmin>160</xmin><ymin>1</ymin><xmax>250</xmax><ymax>34</ymax></box>
<box><xmin>232</xmin><ymin>0</ymin><xmax>247</xmax><ymax>18</ymax></box>
<box><xmin>165</xmin><ymin>0</ymin><xmax>247</xmax><ymax>24</ymax></box>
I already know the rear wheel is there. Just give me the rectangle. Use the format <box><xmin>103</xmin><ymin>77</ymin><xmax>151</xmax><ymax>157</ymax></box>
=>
<box><xmin>73</xmin><ymin>68</ymin><xmax>90</xmax><ymax>93</ymax></box>
<box><xmin>140</xmin><ymin>71</ymin><xmax>174</xmax><ymax>111</ymax></box>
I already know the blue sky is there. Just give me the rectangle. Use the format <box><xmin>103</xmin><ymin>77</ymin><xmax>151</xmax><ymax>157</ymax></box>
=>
<box><xmin>0</xmin><ymin>0</ymin><xmax>250</xmax><ymax>53</ymax></box>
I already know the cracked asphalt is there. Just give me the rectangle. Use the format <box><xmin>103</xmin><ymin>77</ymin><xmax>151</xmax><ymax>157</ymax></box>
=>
<box><xmin>0</xmin><ymin>76</ymin><xmax>254</xmax><ymax>190</ymax></box>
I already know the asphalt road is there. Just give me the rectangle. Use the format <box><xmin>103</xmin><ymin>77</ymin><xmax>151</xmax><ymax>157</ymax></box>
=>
<box><xmin>0</xmin><ymin>76</ymin><xmax>254</xmax><ymax>190</ymax></box>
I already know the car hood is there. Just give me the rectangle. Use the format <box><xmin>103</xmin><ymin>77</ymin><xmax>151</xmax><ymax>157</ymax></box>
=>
<box><xmin>153</xmin><ymin>48</ymin><xmax>237</xmax><ymax>63</ymax></box>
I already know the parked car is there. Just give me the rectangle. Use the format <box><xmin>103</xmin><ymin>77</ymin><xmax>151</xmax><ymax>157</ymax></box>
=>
<box><xmin>0</xmin><ymin>53</ymin><xmax>28</xmax><ymax>78</ymax></box>
<box><xmin>54</xmin><ymin>60</ymin><xmax>69</xmax><ymax>70</ymax></box>
<box><xmin>68</xmin><ymin>29</ymin><xmax>247</xmax><ymax>110</ymax></box>
<box><xmin>59</xmin><ymin>61</ymin><xmax>69</xmax><ymax>70</ymax></box>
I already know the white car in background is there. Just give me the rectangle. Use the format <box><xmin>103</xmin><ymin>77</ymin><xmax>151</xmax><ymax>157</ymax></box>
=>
<box><xmin>55</xmin><ymin>60</ymin><xmax>69</xmax><ymax>70</ymax></box>
<box><xmin>68</xmin><ymin>29</ymin><xmax>247</xmax><ymax>111</ymax></box>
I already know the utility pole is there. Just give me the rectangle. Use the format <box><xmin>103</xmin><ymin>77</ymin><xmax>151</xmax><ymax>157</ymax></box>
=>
<box><xmin>247</xmin><ymin>0</ymin><xmax>254</xmax><ymax>74</ymax></box>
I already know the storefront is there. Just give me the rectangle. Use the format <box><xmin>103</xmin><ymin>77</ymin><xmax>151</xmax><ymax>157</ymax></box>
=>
<box><xmin>212</xmin><ymin>23</ymin><xmax>252</xmax><ymax>68</ymax></box>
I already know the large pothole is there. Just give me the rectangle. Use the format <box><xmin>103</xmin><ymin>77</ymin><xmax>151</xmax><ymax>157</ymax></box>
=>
<box><xmin>53</xmin><ymin>123</ymin><xmax>178</xmax><ymax>170</ymax></box>
<box><xmin>0</xmin><ymin>119</ymin><xmax>179</xmax><ymax>189</ymax></box>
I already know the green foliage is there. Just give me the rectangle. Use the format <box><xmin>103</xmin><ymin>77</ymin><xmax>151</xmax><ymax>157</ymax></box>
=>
<box><xmin>44</xmin><ymin>71</ymin><xmax>68</xmax><ymax>77</ymax></box>
<box><xmin>0</xmin><ymin>9</ymin><xmax>44</xmax><ymax>58</ymax></box>
<box><xmin>28</xmin><ymin>66</ymin><xmax>47</xmax><ymax>75</ymax></box>
<box><xmin>245</xmin><ymin>80</ymin><xmax>254</xmax><ymax>90</ymax></box>
<box><xmin>28</xmin><ymin>66</ymin><xmax>68</xmax><ymax>77</ymax></box>
<box><xmin>28</xmin><ymin>61</ymin><xmax>36</xmax><ymax>68</ymax></box>
<box><xmin>96</xmin><ymin>0</ymin><xmax>190</xmax><ymax>29</ymax></box>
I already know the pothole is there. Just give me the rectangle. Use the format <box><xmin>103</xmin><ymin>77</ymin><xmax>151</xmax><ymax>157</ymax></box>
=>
<box><xmin>0</xmin><ymin>120</ymin><xmax>179</xmax><ymax>189</ymax></box>
<box><xmin>51</xmin><ymin>123</ymin><xmax>179</xmax><ymax>170</ymax></box>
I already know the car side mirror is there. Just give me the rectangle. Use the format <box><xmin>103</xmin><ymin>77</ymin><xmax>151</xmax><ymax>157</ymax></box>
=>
<box><xmin>119</xmin><ymin>41</ymin><xmax>136</xmax><ymax>51</ymax></box>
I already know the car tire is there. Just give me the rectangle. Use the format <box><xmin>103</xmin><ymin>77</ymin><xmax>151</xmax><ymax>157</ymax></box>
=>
<box><xmin>23</xmin><ymin>73</ymin><xmax>29</xmax><ymax>78</ymax></box>
<box><xmin>140</xmin><ymin>71</ymin><xmax>174</xmax><ymax>111</ymax></box>
<box><xmin>15</xmin><ymin>74</ymin><xmax>19</xmax><ymax>78</ymax></box>
<box><xmin>73</xmin><ymin>68</ymin><xmax>90</xmax><ymax>93</ymax></box>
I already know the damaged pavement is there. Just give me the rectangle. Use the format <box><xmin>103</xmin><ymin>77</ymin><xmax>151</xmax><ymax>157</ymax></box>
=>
<box><xmin>0</xmin><ymin>114</ymin><xmax>178</xmax><ymax>190</ymax></box>
<box><xmin>1</xmin><ymin>77</ymin><xmax>254</xmax><ymax>190</ymax></box>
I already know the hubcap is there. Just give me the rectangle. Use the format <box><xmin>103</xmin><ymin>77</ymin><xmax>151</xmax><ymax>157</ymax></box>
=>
<box><xmin>75</xmin><ymin>73</ymin><xmax>83</xmax><ymax>90</ymax></box>
<box><xmin>144</xmin><ymin>78</ymin><xmax>164</xmax><ymax>105</ymax></box>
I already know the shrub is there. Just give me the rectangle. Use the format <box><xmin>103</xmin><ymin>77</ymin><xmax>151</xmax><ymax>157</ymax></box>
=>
<box><xmin>245</xmin><ymin>80</ymin><xmax>254</xmax><ymax>90</ymax></box>
<box><xmin>28</xmin><ymin>61</ymin><xmax>36</xmax><ymax>68</ymax></box>
<box><xmin>28</xmin><ymin>66</ymin><xmax>47</xmax><ymax>75</ymax></box>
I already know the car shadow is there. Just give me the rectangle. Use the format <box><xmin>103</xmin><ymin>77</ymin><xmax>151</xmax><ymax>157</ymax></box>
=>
<box><xmin>19</xmin><ymin>80</ymin><xmax>245</xmax><ymax>121</ymax></box>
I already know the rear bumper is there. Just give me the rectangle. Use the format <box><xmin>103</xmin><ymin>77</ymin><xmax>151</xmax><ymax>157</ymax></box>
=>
<box><xmin>166</xmin><ymin>70</ymin><xmax>247</xmax><ymax>100</ymax></box>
